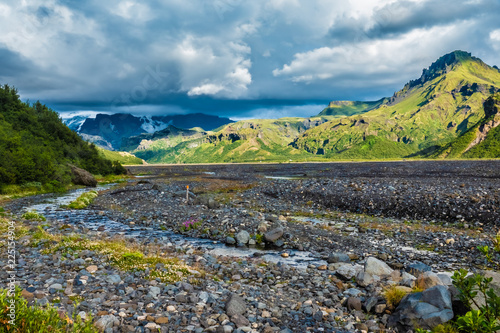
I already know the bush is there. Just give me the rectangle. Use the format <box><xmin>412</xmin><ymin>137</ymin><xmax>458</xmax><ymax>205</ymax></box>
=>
<box><xmin>67</xmin><ymin>191</ymin><xmax>98</xmax><ymax>209</ymax></box>
<box><xmin>21</xmin><ymin>211</ymin><xmax>46</xmax><ymax>221</ymax></box>
<box><xmin>451</xmin><ymin>231</ymin><xmax>500</xmax><ymax>333</ymax></box>
<box><xmin>0</xmin><ymin>287</ymin><xmax>96</xmax><ymax>332</ymax></box>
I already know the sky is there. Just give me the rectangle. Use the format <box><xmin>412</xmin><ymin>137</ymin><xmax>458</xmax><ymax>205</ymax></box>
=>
<box><xmin>0</xmin><ymin>0</ymin><xmax>499</xmax><ymax>120</ymax></box>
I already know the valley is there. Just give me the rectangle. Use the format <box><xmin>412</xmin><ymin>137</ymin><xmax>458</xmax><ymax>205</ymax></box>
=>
<box><xmin>2</xmin><ymin>160</ymin><xmax>499</xmax><ymax>332</ymax></box>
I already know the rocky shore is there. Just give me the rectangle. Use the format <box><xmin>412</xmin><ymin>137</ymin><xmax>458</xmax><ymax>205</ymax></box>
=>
<box><xmin>1</xmin><ymin>161</ymin><xmax>500</xmax><ymax>332</ymax></box>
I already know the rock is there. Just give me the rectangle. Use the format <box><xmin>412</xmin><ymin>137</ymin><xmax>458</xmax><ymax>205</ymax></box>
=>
<box><xmin>437</xmin><ymin>272</ymin><xmax>453</xmax><ymax>286</ymax></box>
<box><xmin>474</xmin><ymin>270</ymin><xmax>500</xmax><ymax>309</ymax></box>
<box><xmin>105</xmin><ymin>274</ymin><xmax>121</xmax><ymax>284</ymax></box>
<box><xmin>69</xmin><ymin>164</ymin><xmax>97</xmax><ymax>187</ymax></box>
<box><xmin>422</xmin><ymin>285</ymin><xmax>452</xmax><ymax>310</ymax></box>
<box><xmin>335</xmin><ymin>264</ymin><xmax>363</xmax><ymax>280</ymax></box>
<box><xmin>401</xmin><ymin>271</ymin><xmax>417</xmax><ymax>288</ymax></box>
<box><xmin>364</xmin><ymin>257</ymin><xmax>393</xmax><ymax>277</ymax></box>
<box><xmin>264</xmin><ymin>227</ymin><xmax>284</xmax><ymax>242</ymax></box>
<box><xmin>388</xmin><ymin>285</ymin><xmax>453</xmax><ymax>331</ymax></box>
<box><xmin>405</xmin><ymin>262</ymin><xmax>432</xmax><ymax>278</ymax></box>
<box><xmin>235</xmin><ymin>230</ymin><xmax>250</xmax><ymax>245</ymax></box>
<box><xmin>49</xmin><ymin>283</ymin><xmax>63</xmax><ymax>290</ymax></box>
<box><xmin>86</xmin><ymin>265</ymin><xmax>98</xmax><ymax>274</ymax></box>
<box><xmin>226</xmin><ymin>294</ymin><xmax>247</xmax><ymax>317</ymax></box>
<box><xmin>231</xmin><ymin>314</ymin><xmax>250</xmax><ymax>328</ymax></box>
<box><xmin>356</xmin><ymin>271</ymin><xmax>380</xmax><ymax>287</ymax></box>
<box><xmin>155</xmin><ymin>317</ymin><xmax>169</xmax><ymax>324</ymax></box>
<box><xmin>21</xmin><ymin>290</ymin><xmax>34</xmax><ymax>299</ymax></box>
<box><xmin>327</xmin><ymin>252</ymin><xmax>351</xmax><ymax>263</ymax></box>
<box><xmin>363</xmin><ymin>296</ymin><xmax>378</xmax><ymax>313</ymax></box>
<box><xmin>149</xmin><ymin>286</ymin><xmax>161</xmax><ymax>299</ymax></box>
<box><xmin>347</xmin><ymin>297</ymin><xmax>362</xmax><ymax>311</ymax></box>
<box><xmin>216</xmin><ymin>326</ymin><xmax>233</xmax><ymax>333</ymax></box>
<box><xmin>94</xmin><ymin>314</ymin><xmax>119</xmax><ymax>332</ymax></box>
<box><xmin>226</xmin><ymin>237</ymin><xmax>236</xmax><ymax>245</ymax></box>
<box><xmin>416</xmin><ymin>271</ymin><xmax>444</xmax><ymax>290</ymax></box>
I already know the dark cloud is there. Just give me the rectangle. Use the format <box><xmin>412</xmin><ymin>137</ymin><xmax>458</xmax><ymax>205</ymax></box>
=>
<box><xmin>0</xmin><ymin>0</ymin><xmax>498</xmax><ymax>119</ymax></box>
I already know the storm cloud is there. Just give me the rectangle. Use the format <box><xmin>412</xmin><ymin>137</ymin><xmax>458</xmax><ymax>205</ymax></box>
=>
<box><xmin>0</xmin><ymin>0</ymin><xmax>498</xmax><ymax>119</ymax></box>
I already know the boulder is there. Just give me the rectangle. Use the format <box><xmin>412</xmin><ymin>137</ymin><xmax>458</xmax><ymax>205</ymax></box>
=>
<box><xmin>416</xmin><ymin>271</ymin><xmax>444</xmax><ymax>290</ymax></box>
<box><xmin>335</xmin><ymin>264</ymin><xmax>363</xmax><ymax>280</ymax></box>
<box><xmin>388</xmin><ymin>285</ymin><xmax>453</xmax><ymax>331</ymax></box>
<box><xmin>69</xmin><ymin>165</ymin><xmax>97</xmax><ymax>187</ymax></box>
<box><xmin>364</xmin><ymin>257</ymin><xmax>393</xmax><ymax>277</ymax></box>
<box><xmin>235</xmin><ymin>230</ymin><xmax>250</xmax><ymax>245</ymax></box>
<box><xmin>264</xmin><ymin>227</ymin><xmax>284</xmax><ymax>242</ymax></box>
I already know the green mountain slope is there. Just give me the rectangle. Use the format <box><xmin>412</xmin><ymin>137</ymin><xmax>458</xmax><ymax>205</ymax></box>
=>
<box><xmin>97</xmin><ymin>147</ymin><xmax>145</xmax><ymax>165</ymax></box>
<box><xmin>292</xmin><ymin>51</ymin><xmax>500</xmax><ymax>159</ymax></box>
<box><xmin>131</xmin><ymin>117</ymin><xmax>329</xmax><ymax>163</ymax></box>
<box><xmin>318</xmin><ymin>98</ymin><xmax>388</xmax><ymax>117</ymax></box>
<box><xmin>0</xmin><ymin>85</ymin><xmax>121</xmax><ymax>191</ymax></box>
<box><xmin>428</xmin><ymin>93</ymin><xmax>500</xmax><ymax>158</ymax></box>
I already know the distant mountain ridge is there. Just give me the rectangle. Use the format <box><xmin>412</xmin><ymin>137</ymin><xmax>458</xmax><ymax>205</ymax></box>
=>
<box><xmin>64</xmin><ymin>112</ymin><xmax>233</xmax><ymax>150</ymax></box>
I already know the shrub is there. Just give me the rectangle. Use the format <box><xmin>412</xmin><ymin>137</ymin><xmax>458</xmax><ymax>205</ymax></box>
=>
<box><xmin>383</xmin><ymin>285</ymin><xmax>409</xmax><ymax>308</ymax></box>
<box><xmin>21</xmin><ymin>211</ymin><xmax>46</xmax><ymax>221</ymax></box>
<box><xmin>67</xmin><ymin>191</ymin><xmax>98</xmax><ymax>209</ymax></box>
<box><xmin>0</xmin><ymin>287</ymin><xmax>96</xmax><ymax>332</ymax></box>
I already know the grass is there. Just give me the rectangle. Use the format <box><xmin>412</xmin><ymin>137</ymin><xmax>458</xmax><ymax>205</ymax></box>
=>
<box><xmin>97</xmin><ymin>147</ymin><xmax>144</xmax><ymax>165</ymax></box>
<box><xmin>0</xmin><ymin>287</ymin><xmax>96</xmax><ymax>333</ymax></box>
<box><xmin>383</xmin><ymin>285</ymin><xmax>410</xmax><ymax>308</ymax></box>
<box><xmin>21</xmin><ymin>211</ymin><xmax>46</xmax><ymax>221</ymax></box>
<box><xmin>65</xmin><ymin>191</ymin><xmax>98</xmax><ymax>209</ymax></box>
<box><xmin>31</xmin><ymin>227</ymin><xmax>192</xmax><ymax>284</ymax></box>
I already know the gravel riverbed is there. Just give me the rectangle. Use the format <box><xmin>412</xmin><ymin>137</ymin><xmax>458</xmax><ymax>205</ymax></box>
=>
<box><xmin>1</xmin><ymin>160</ymin><xmax>499</xmax><ymax>333</ymax></box>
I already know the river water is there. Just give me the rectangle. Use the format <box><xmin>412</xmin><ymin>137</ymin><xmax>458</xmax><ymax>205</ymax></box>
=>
<box><xmin>26</xmin><ymin>184</ymin><xmax>326</xmax><ymax>269</ymax></box>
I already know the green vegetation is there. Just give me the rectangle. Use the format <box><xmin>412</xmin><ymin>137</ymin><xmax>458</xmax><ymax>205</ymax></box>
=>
<box><xmin>132</xmin><ymin>117</ymin><xmax>328</xmax><ymax>163</ymax></box>
<box><xmin>0</xmin><ymin>84</ymin><xmax>124</xmax><ymax>192</ymax></box>
<box><xmin>383</xmin><ymin>286</ymin><xmax>410</xmax><ymax>308</ymax></box>
<box><xmin>21</xmin><ymin>211</ymin><xmax>46</xmax><ymax>221</ymax></box>
<box><xmin>0</xmin><ymin>287</ymin><xmax>96</xmax><ymax>333</ymax></box>
<box><xmin>31</xmin><ymin>226</ymin><xmax>192</xmax><ymax>284</ymax></box>
<box><xmin>66</xmin><ymin>191</ymin><xmax>98</xmax><ymax>209</ymax></box>
<box><xmin>97</xmin><ymin>147</ymin><xmax>144</xmax><ymax>165</ymax></box>
<box><xmin>293</xmin><ymin>51</ymin><xmax>500</xmax><ymax>159</ymax></box>
<box><xmin>318</xmin><ymin>98</ymin><xmax>388</xmax><ymax>117</ymax></box>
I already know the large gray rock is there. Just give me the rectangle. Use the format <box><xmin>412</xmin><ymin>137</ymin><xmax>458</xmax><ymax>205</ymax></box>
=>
<box><xmin>226</xmin><ymin>294</ymin><xmax>247</xmax><ymax>317</ymax></box>
<box><xmin>335</xmin><ymin>264</ymin><xmax>363</xmax><ymax>280</ymax></box>
<box><xmin>473</xmin><ymin>270</ymin><xmax>500</xmax><ymax>309</ymax></box>
<box><xmin>235</xmin><ymin>230</ymin><xmax>250</xmax><ymax>245</ymax></box>
<box><xmin>69</xmin><ymin>164</ymin><xmax>97</xmax><ymax>187</ymax></box>
<box><xmin>364</xmin><ymin>257</ymin><xmax>393</xmax><ymax>277</ymax></box>
<box><xmin>264</xmin><ymin>227</ymin><xmax>284</xmax><ymax>242</ymax></box>
<box><xmin>388</xmin><ymin>285</ymin><xmax>453</xmax><ymax>331</ymax></box>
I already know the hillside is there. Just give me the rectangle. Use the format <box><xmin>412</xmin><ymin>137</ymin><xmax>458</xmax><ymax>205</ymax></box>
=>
<box><xmin>318</xmin><ymin>98</ymin><xmax>388</xmax><ymax>117</ymax></box>
<box><xmin>130</xmin><ymin>117</ymin><xmax>329</xmax><ymax>163</ymax></box>
<box><xmin>97</xmin><ymin>147</ymin><xmax>145</xmax><ymax>165</ymax></box>
<box><xmin>292</xmin><ymin>51</ymin><xmax>500</xmax><ymax>159</ymax></box>
<box><xmin>0</xmin><ymin>85</ymin><xmax>121</xmax><ymax>192</ymax></box>
<box><xmin>427</xmin><ymin>93</ymin><xmax>500</xmax><ymax>158</ymax></box>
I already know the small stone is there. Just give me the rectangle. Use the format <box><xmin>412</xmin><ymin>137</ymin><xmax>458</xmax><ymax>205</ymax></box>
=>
<box><xmin>94</xmin><ymin>315</ymin><xmax>118</xmax><ymax>332</ymax></box>
<box><xmin>226</xmin><ymin>294</ymin><xmax>246</xmax><ymax>317</ymax></box>
<box><xmin>21</xmin><ymin>290</ymin><xmax>34</xmax><ymax>299</ymax></box>
<box><xmin>231</xmin><ymin>314</ymin><xmax>250</xmax><ymax>328</ymax></box>
<box><xmin>445</xmin><ymin>238</ymin><xmax>455</xmax><ymax>245</ymax></box>
<box><xmin>317</xmin><ymin>265</ymin><xmax>327</xmax><ymax>270</ymax></box>
<box><xmin>347</xmin><ymin>297</ymin><xmax>362</xmax><ymax>311</ymax></box>
<box><xmin>155</xmin><ymin>317</ymin><xmax>169</xmax><ymax>324</ymax></box>
<box><xmin>327</xmin><ymin>252</ymin><xmax>351</xmax><ymax>263</ymax></box>
<box><xmin>261</xmin><ymin>310</ymin><xmax>271</xmax><ymax>318</ymax></box>
<box><xmin>281</xmin><ymin>253</ymin><xmax>289</xmax><ymax>258</ymax></box>
<box><xmin>235</xmin><ymin>230</ymin><xmax>250</xmax><ymax>245</ymax></box>
<box><xmin>226</xmin><ymin>237</ymin><xmax>236</xmax><ymax>245</ymax></box>
<box><xmin>417</xmin><ymin>272</ymin><xmax>444</xmax><ymax>290</ymax></box>
<box><xmin>86</xmin><ymin>265</ymin><xmax>98</xmax><ymax>274</ymax></box>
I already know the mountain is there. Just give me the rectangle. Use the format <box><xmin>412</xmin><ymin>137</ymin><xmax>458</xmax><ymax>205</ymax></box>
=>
<box><xmin>427</xmin><ymin>93</ymin><xmax>500</xmax><ymax>158</ymax></box>
<box><xmin>317</xmin><ymin>98</ymin><xmax>388</xmax><ymax>117</ymax></box>
<box><xmin>292</xmin><ymin>51</ymin><xmax>500</xmax><ymax>159</ymax></box>
<box><xmin>65</xmin><ymin>112</ymin><xmax>233</xmax><ymax>150</ymax></box>
<box><xmin>0</xmin><ymin>85</ymin><xmax>121</xmax><ymax>191</ymax></box>
<box><xmin>129</xmin><ymin>117</ymin><xmax>329</xmax><ymax>163</ymax></box>
<box><xmin>121</xmin><ymin>125</ymin><xmax>206</xmax><ymax>151</ymax></box>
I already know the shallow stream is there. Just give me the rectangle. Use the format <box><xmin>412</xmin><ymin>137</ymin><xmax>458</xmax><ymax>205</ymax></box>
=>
<box><xmin>25</xmin><ymin>184</ymin><xmax>327</xmax><ymax>269</ymax></box>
